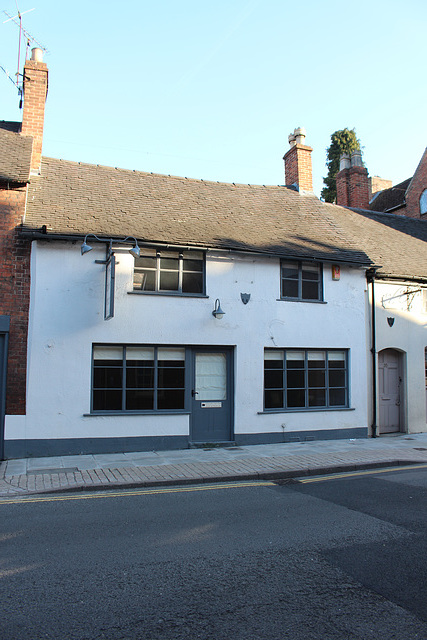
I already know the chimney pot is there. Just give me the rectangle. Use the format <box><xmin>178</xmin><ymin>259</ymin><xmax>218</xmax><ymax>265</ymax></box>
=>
<box><xmin>339</xmin><ymin>153</ymin><xmax>351</xmax><ymax>171</ymax></box>
<box><xmin>350</xmin><ymin>150</ymin><xmax>363</xmax><ymax>167</ymax></box>
<box><xmin>283</xmin><ymin>127</ymin><xmax>313</xmax><ymax>193</ymax></box>
<box><xmin>31</xmin><ymin>47</ymin><xmax>44</xmax><ymax>63</ymax></box>
<box><xmin>294</xmin><ymin>126</ymin><xmax>306</xmax><ymax>145</ymax></box>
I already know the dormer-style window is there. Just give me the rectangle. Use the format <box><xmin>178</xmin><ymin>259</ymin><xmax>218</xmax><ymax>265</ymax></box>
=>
<box><xmin>281</xmin><ymin>260</ymin><xmax>323</xmax><ymax>301</ymax></box>
<box><xmin>133</xmin><ymin>249</ymin><xmax>205</xmax><ymax>295</ymax></box>
<box><xmin>420</xmin><ymin>189</ymin><xmax>427</xmax><ymax>216</ymax></box>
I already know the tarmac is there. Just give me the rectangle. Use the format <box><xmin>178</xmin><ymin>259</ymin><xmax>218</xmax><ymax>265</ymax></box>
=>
<box><xmin>1</xmin><ymin>432</ymin><xmax>427</xmax><ymax>497</ymax></box>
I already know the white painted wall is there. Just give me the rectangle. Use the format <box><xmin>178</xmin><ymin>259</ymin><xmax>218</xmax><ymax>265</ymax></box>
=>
<box><xmin>6</xmin><ymin>240</ymin><xmax>370</xmax><ymax>445</ymax></box>
<box><xmin>373</xmin><ymin>281</ymin><xmax>427</xmax><ymax>433</ymax></box>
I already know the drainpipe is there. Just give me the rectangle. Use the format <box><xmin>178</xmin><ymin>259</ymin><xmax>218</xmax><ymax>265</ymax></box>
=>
<box><xmin>367</xmin><ymin>269</ymin><xmax>378</xmax><ymax>437</ymax></box>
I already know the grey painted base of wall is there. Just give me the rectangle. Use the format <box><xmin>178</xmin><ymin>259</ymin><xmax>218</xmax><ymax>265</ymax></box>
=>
<box><xmin>3</xmin><ymin>427</ymin><xmax>368</xmax><ymax>459</ymax></box>
<box><xmin>4</xmin><ymin>436</ymin><xmax>189</xmax><ymax>459</ymax></box>
<box><xmin>235</xmin><ymin>427</ymin><xmax>368</xmax><ymax>446</ymax></box>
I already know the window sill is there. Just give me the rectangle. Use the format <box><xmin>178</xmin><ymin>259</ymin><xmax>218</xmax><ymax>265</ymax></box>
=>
<box><xmin>83</xmin><ymin>411</ymin><xmax>191</xmax><ymax>417</ymax></box>
<box><xmin>277</xmin><ymin>298</ymin><xmax>327</xmax><ymax>304</ymax></box>
<box><xmin>258</xmin><ymin>407</ymin><xmax>354</xmax><ymax>414</ymax></box>
<box><xmin>128</xmin><ymin>291</ymin><xmax>208</xmax><ymax>298</ymax></box>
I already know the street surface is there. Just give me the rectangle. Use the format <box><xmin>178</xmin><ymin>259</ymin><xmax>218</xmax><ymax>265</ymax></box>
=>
<box><xmin>1</xmin><ymin>466</ymin><xmax>427</xmax><ymax>639</ymax></box>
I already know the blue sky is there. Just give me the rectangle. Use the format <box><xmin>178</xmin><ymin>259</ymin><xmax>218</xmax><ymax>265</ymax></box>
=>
<box><xmin>1</xmin><ymin>0</ymin><xmax>426</xmax><ymax>197</ymax></box>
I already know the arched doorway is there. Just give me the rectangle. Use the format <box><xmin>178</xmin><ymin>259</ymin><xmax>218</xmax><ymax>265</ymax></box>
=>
<box><xmin>378</xmin><ymin>349</ymin><xmax>403</xmax><ymax>434</ymax></box>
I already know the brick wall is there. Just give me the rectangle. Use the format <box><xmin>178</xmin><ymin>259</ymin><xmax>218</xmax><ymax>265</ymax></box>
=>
<box><xmin>283</xmin><ymin>144</ymin><xmax>313</xmax><ymax>192</ymax></box>
<box><xmin>0</xmin><ymin>185</ymin><xmax>31</xmax><ymax>414</ymax></box>
<box><xmin>404</xmin><ymin>149</ymin><xmax>427</xmax><ymax>219</ymax></box>
<box><xmin>369</xmin><ymin>176</ymin><xmax>392</xmax><ymax>200</ymax></box>
<box><xmin>336</xmin><ymin>168</ymin><xmax>349</xmax><ymax>207</ymax></box>
<box><xmin>21</xmin><ymin>56</ymin><xmax>48</xmax><ymax>174</ymax></box>
<box><xmin>336</xmin><ymin>163</ymin><xmax>369</xmax><ymax>209</ymax></box>
<box><xmin>348</xmin><ymin>166</ymin><xmax>370</xmax><ymax>209</ymax></box>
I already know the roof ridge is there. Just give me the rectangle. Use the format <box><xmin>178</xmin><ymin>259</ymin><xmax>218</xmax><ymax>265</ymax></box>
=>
<box><xmin>40</xmin><ymin>156</ymin><xmax>294</xmax><ymax>190</ymax></box>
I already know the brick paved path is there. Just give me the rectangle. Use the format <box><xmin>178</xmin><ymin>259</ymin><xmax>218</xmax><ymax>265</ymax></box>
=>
<box><xmin>1</xmin><ymin>434</ymin><xmax>427</xmax><ymax>497</ymax></box>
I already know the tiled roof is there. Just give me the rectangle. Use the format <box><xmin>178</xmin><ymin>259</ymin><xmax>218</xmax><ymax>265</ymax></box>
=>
<box><xmin>24</xmin><ymin>157</ymin><xmax>427</xmax><ymax>279</ymax></box>
<box><xmin>369</xmin><ymin>179</ymin><xmax>411</xmax><ymax>213</ymax></box>
<box><xmin>331</xmin><ymin>207</ymin><xmax>427</xmax><ymax>280</ymax></box>
<box><xmin>0</xmin><ymin>127</ymin><xmax>32</xmax><ymax>184</ymax></box>
<box><xmin>0</xmin><ymin>120</ymin><xmax>21</xmax><ymax>133</ymax></box>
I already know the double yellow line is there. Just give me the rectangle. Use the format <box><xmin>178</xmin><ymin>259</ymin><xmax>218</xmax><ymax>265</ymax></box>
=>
<box><xmin>0</xmin><ymin>480</ymin><xmax>275</xmax><ymax>506</ymax></box>
<box><xmin>299</xmin><ymin>463</ymin><xmax>427</xmax><ymax>483</ymax></box>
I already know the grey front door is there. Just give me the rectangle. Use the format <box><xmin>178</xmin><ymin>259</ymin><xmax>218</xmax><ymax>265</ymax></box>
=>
<box><xmin>190</xmin><ymin>349</ymin><xmax>233</xmax><ymax>443</ymax></box>
<box><xmin>379</xmin><ymin>349</ymin><xmax>402</xmax><ymax>434</ymax></box>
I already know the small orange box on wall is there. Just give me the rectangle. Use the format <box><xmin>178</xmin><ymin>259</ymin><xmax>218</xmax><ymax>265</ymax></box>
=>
<box><xmin>332</xmin><ymin>265</ymin><xmax>340</xmax><ymax>280</ymax></box>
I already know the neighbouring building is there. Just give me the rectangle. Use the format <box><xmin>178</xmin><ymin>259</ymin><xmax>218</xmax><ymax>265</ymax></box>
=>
<box><xmin>368</xmin><ymin>149</ymin><xmax>427</xmax><ymax>219</ymax></box>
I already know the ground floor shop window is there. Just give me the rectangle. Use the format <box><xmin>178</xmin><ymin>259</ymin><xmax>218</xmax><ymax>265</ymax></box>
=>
<box><xmin>264</xmin><ymin>348</ymin><xmax>348</xmax><ymax>410</ymax></box>
<box><xmin>92</xmin><ymin>345</ymin><xmax>186</xmax><ymax>412</ymax></box>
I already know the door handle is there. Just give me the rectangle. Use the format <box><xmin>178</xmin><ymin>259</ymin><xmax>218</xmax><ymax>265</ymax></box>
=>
<box><xmin>191</xmin><ymin>390</ymin><xmax>199</xmax><ymax>397</ymax></box>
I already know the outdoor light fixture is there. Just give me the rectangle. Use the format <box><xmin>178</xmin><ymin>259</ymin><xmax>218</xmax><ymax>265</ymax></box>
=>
<box><xmin>80</xmin><ymin>234</ymin><xmax>140</xmax><ymax>258</ymax></box>
<box><xmin>80</xmin><ymin>234</ymin><xmax>141</xmax><ymax>321</ymax></box>
<box><xmin>212</xmin><ymin>298</ymin><xmax>225</xmax><ymax>319</ymax></box>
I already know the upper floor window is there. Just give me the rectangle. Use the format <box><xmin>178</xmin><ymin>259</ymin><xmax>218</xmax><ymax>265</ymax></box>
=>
<box><xmin>281</xmin><ymin>260</ymin><xmax>323</xmax><ymax>301</ymax></box>
<box><xmin>133</xmin><ymin>249</ymin><xmax>205</xmax><ymax>295</ymax></box>
<box><xmin>420</xmin><ymin>189</ymin><xmax>427</xmax><ymax>216</ymax></box>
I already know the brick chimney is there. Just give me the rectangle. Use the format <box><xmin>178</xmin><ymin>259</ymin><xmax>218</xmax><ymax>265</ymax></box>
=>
<box><xmin>283</xmin><ymin>127</ymin><xmax>313</xmax><ymax>193</ymax></box>
<box><xmin>336</xmin><ymin>150</ymin><xmax>369</xmax><ymax>209</ymax></box>
<box><xmin>21</xmin><ymin>48</ymin><xmax>48</xmax><ymax>174</ymax></box>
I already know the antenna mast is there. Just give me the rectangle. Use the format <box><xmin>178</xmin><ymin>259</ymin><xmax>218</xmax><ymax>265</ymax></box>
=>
<box><xmin>2</xmin><ymin>5</ymin><xmax>47</xmax><ymax>103</ymax></box>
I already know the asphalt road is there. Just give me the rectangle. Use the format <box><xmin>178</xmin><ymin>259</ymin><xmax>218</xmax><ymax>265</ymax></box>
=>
<box><xmin>1</xmin><ymin>466</ymin><xmax>427</xmax><ymax>640</ymax></box>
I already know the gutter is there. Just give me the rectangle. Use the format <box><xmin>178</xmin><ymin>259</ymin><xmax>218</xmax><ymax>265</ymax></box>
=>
<box><xmin>372</xmin><ymin>273</ymin><xmax>427</xmax><ymax>286</ymax></box>
<box><xmin>18</xmin><ymin>227</ymin><xmax>372</xmax><ymax>269</ymax></box>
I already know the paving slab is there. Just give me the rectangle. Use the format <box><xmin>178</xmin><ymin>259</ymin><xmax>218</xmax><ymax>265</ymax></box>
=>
<box><xmin>1</xmin><ymin>433</ymin><xmax>427</xmax><ymax>497</ymax></box>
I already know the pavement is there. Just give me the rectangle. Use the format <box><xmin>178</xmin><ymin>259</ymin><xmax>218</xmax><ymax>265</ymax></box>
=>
<box><xmin>1</xmin><ymin>432</ymin><xmax>427</xmax><ymax>497</ymax></box>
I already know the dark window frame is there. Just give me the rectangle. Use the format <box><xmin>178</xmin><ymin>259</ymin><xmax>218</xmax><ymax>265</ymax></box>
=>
<box><xmin>280</xmin><ymin>260</ymin><xmax>323</xmax><ymax>301</ymax></box>
<box><xmin>92</xmin><ymin>345</ymin><xmax>189</xmax><ymax>414</ymax></box>
<box><xmin>264</xmin><ymin>348</ymin><xmax>349</xmax><ymax>411</ymax></box>
<box><xmin>133</xmin><ymin>249</ymin><xmax>206</xmax><ymax>296</ymax></box>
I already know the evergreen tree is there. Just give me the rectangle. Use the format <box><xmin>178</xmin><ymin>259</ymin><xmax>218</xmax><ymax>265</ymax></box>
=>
<box><xmin>321</xmin><ymin>128</ymin><xmax>360</xmax><ymax>203</ymax></box>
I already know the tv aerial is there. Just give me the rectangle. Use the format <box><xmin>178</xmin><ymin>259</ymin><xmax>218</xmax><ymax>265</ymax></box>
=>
<box><xmin>1</xmin><ymin>4</ymin><xmax>47</xmax><ymax>105</ymax></box>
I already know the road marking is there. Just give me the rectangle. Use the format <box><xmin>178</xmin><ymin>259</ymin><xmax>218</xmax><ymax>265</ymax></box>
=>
<box><xmin>298</xmin><ymin>463</ymin><xmax>427</xmax><ymax>484</ymax></box>
<box><xmin>0</xmin><ymin>480</ymin><xmax>275</xmax><ymax>505</ymax></box>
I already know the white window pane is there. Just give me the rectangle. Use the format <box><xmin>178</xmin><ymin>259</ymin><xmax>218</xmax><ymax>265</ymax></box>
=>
<box><xmin>286</xmin><ymin>351</ymin><xmax>305</xmax><ymax>361</ymax></box>
<box><xmin>308</xmin><ymin>351</ymin><xmax>325</xmax><ymax>361</ymax></box>
<box><xmin>265</xmin><ymin>350</ymin><xmax>284</xmax><ymax>361</ymax></box>
<box><xmin>158</xmin><ymin>348</ymin><xmax>185</xmax><ymax>361</ymax></box>
<box><xmin>195</xmin><ymin>353</ymin><xmax>226</xmax><ymax>400</ymax></box>
<box><xmin>126</xmin><ymin>347</ymin><xmax>154</xmax><ymax>360</ymax></box>
<box><xmin>93</xmin><ymin>346</ymin><xmax>123</xmax><ymax>360</ymax></box>
<box><xmin>328</xmin><ymin>351</ymin><xmax>346</xmax><ymax>361</ymax></box>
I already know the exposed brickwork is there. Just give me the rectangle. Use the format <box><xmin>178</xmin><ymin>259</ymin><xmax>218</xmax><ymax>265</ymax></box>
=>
<box><xmin>21</xmin><ymin>57</ymin><xmax>48</xmax><ymax>174</ymax></box>
<box><xmin>349</xmin><ymin>166</ymin><xmax>369</xmax><ymax>209</ymax></box>
<box><xmin>336</xmin><ymin>166</ymin><xmax>369</xmax><ymax>209</ymax></box>
<box><xmin>369</xmin><ymin>176</ymin><xmax>392</xmax><ymax>200</ymax></box>
<box><xmin>336</xmin><ymin>168</ymin><xmax>349</xmax><ymax>207</ymax></box>
<box><xmin>283</xmin><ymin>144</ymin><xmax>313</xmax><ymax>192</ymax></box>
<box><xmin>0</xmin><ymin>185</ymin><xmax>31</xmax><ymax>414</ymax></box>
<box><xmin>405</xmin><ymin>148</ymin><xmax>427</xmax><ymax>219</ymax></box>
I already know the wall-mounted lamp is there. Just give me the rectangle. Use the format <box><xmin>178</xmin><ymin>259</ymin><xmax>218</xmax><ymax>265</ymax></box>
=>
<box><xmin>80</xmin><ymin>234</ymin><xmax>141</xmax><ymax>321</ymax></box>
<box><xmin>80</xmin><ymin>234</ymin><xmax>140</xmax><ymax>259</ymax></box>
<box><xmin>212</xmin><ymin>298</ymin><xmax>225</xmax><ymax>319</ymax></box>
